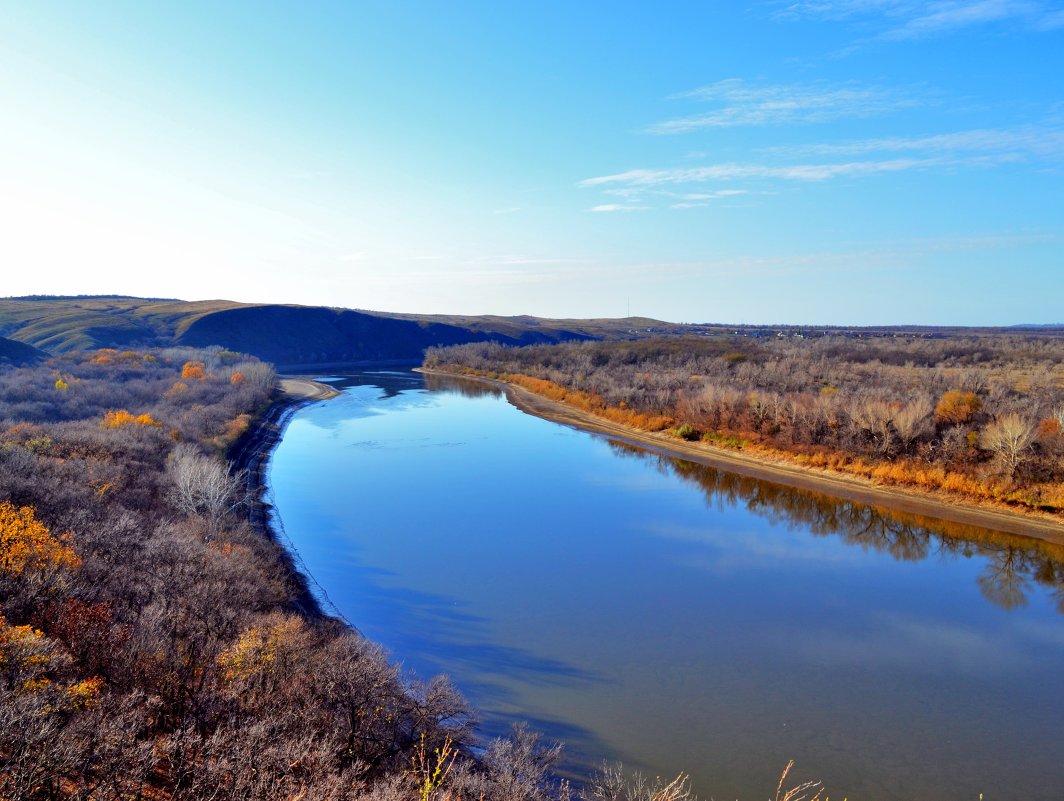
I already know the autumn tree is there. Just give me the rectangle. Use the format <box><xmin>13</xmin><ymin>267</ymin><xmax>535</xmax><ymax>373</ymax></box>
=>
<box><xmin>0</xmin><ymin>501</ymin><xmax>79</xmax><ymax>579</ymax></box>
<box><xmin>0</xmin><ymin>501</ymin><xmax>80</xmax><ymax>620</ymax></box>
<box><xmin>181</xmin><ymin>360</ymin><xmax>208</xmax><ymax>381</ymax></box>
<box><xmin>934</xmin><ymin>390</ymin><xmax>982</xmax><ymax>425</ymax></box>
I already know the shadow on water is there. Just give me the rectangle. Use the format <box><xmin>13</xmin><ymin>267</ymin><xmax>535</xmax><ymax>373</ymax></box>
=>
<box><xmin>311</xmin><ymin>544</ymin><xmax>603</xmax><ymax>711</ymax></box>
<box><xmin>604</xmin><ymin>439</ymin><xmax>1064</xmax><ymax>614</ymax></box>
<box><xmin>321</xmin><ymin>370</ymin><xmax>427</xmax><ymax>398</ymax></box>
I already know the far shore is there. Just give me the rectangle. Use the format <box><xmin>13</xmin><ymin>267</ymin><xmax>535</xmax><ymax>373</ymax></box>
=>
<box><xmin>418</xmin><ymin>368</ymin><xmax>1064</xmax><ymax>546</ymax></box>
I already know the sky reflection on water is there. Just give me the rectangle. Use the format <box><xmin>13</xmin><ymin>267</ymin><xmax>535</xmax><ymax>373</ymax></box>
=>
<box><xmin>269</xmin><ymin>370</ymin><xmax>1064</xmax><ymax>801</ymax></box>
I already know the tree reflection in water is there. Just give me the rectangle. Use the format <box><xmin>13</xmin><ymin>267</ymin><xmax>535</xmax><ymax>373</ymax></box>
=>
<box><xmin>606</xmin><ymin>440</ymin><xmax>1064</xmax><ymax>614</ymax></box>
<box><xmin>423</xmin><ymin>371</ymin><xmax>1064</xmax><ymax>614</ymax></box>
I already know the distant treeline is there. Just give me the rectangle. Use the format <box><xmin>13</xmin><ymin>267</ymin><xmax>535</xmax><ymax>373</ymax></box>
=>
<box><xmin>425</xmin><ymin>335</ymin><xmax>1064</xmax><ymax>513</ymax></box>
<box><xmin>2</xmin><ymin>294</ymin><xmax>181</xmax><ymax>302</ymax></box>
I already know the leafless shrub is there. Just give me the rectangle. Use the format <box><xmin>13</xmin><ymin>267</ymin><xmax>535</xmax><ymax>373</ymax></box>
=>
<box><xmin>981</xmin><ymin>413</ymin><xmax>1036</xmax><ymax>477</ymax></box>
<box><xmin>584</xmin><ymin>762</ymin><xmax>694</xmax><ymax>801</ymax></box>
<box><xmin>167</xmin><ymin>443</ymin><xmax>249</xmax><ymax>537</ymax></box>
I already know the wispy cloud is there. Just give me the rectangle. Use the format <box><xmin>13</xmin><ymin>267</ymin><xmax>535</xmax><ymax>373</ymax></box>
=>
<box><xmin>471</xmin><ymin>255</ymin><xmax>590</xmax><ymax>266</ymax></box>
<box><xmin>583</xmin><ymin>120</ymin><xmax>1062</xmax><ymax>204</ymax></box>
<box><xmin>762</xmin><ymin>124</ymin><xmax>1064</xmax><ymax>159</ymax></box>
<box><xmin>775</xmin><ymin>0</ymin><xmax>1064</xmax><ymax>37</ymax></box>
<box><xmin>649</xmin><ymin>78</ymin><xmax>917</xmax><ymax>134</ymax></box>
<box><xmin>588</xmin><ymin>203</ymin><xmax>649</xmax><ymax>212</ymax></box>
<box><xmin>582</xmin><ymin>158</ymin><xmax>935</xmax><ymax>189</ymax></box>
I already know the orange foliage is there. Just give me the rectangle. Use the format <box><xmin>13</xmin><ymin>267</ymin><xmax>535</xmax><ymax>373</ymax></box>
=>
<box><xmin>1037</xmin><ymin>418</ymin><xmax>1061</xmax><ymax>439</ymax></box>
<box><xmin>935</xmin><ymin>390</ymin><xmax>982</xmax><ymax>424</ymax></box>
<box><xmin>506</xmin><ymin>373</ymin><xmax>675</xmax><ymax>431</ymax></box>
<box><xmin>229</xmin><ymin>371</ymin><xmax>246</xmax><ymax>386</ymax></box>
<box><xmin>101</xmin><ymin>409</ymin><xmax>162</xmax><ymax>429</ymax></box>
<box><xmin>181</xmin><ymin>361</ymin><xmax>207</xmax><ymax>381</ymax></box>
<box><xmin>0</xmin><ymin>501</ymin><xmax>80</xmax><ymax>577</ymax></box>
<box><xmin>89</xmin><ymin>349</ymin><xmax>146</xmax><ymax>366</ymax></box>
<box><xmin>211</xmin><ymin>413</ymin><xmax>252</xmax><ymax>450</ymax></box>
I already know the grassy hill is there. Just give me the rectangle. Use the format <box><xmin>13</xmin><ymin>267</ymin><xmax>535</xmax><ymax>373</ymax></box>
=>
<box><xmin>0</xmin><ymin>296</ymin><xmax>666</xmax><ymax>366</ymax></box>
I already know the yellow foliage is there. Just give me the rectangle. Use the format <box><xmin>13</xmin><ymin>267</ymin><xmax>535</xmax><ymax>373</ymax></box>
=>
<box><xmin>66</xmin><ymin>675</ymin><xmax>104</xmax><ymax>709</ymax></box>
<box><xmin>219</xmin><ymin>614</ymin><xmax>308</xmax><ymax>685</ymax></box>
<box><xmin>0</xmin><ymin>615</ymin><xmax>51</xmax><ymax>694</ymax></box>
<box><xmin>54</xmin><ymin>378</ymin><xmax>69</xmax><ymax>391</ymax></box>
<box><xmin>409</xmin><ymin>735</ymin><xmax>458</xmax><ymax>801</ymax></box>
<box><xmin>0</xmin><ymin>614</ymin><xmax>103</xmax><ymax>706</ymax></box>
<box><xmin>0</xmin><ymin>501</ymin><xmax>80</xmax><ymax>577</ymax></box>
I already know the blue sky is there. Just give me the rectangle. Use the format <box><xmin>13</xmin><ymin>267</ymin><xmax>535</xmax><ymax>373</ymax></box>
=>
<box><xmin>2</xmin><ymin>1</ymin><xmax>1062</xmax><ymax>324</ymax></box>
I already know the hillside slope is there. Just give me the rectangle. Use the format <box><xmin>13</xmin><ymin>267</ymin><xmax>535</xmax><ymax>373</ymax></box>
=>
<box><xmin>0</xmin><ymin>335</ymin><xmax>46</xmax><ymax>365</ymax></box>
<box><xmin>0</xmin><ymin>297</ymin><xmax>623</xmax><ymax>365</ymax></box>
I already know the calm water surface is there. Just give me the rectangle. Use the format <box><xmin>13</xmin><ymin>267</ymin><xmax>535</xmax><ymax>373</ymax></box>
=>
<box><xmin>269</xmin><ymin>370</ymin><xmax>1064</xmax><ymax>800</ymax></box>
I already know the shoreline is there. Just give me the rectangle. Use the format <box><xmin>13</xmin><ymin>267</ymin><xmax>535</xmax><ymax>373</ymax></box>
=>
<box><xmin>420</xmin><ymin>368</ymin><xmax>1064</xmax><ymax>545</ymax></box>
<box><xmin>228</xmin><ymin>376</ymin><xmax>341</xmax><ymax>620</ymax></box>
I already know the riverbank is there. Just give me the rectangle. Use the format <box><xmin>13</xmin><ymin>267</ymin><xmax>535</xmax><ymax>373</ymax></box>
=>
<box><xmin>228</xmin><ymin>376</ymin><xmax>340</xmax><ymax>619</ymax></box>
<box><xmin>421</xmin><ymin>368</ymin><xmax>1064</xmax><ymax>544</ymax></box>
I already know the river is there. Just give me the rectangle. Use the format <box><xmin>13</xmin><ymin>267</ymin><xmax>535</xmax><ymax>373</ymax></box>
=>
<box><xmin>268</xmin><ymin>369</ymin><xmax>1064</xmax><ymax>800</ymax></box>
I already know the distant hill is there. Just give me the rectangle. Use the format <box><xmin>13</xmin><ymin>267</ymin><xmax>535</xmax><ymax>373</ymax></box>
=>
<box><xmin>0</xmin><ymin>335</ymin><xmax>46</xmax><ymax>366</ymax></box>
<box><xmin>7</xmin><ymin>296</ymin><xmax>1054</xmax><ymax>368</ymax></box>
<box><xmin>0</xmin><ymin>296</ymin><xmax>667</xmax><ymax>367</ymax></box>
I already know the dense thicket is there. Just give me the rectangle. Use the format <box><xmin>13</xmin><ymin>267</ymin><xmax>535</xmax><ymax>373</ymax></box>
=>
<box><xmin>425</xmin><ymin>335</ymin><xmax>1064</xmax><ymax>512</ymax></box>
<box><xmin>0</xmin><ymin>349</ymin><xmax>487</xmax><ymax>800</ymax></box>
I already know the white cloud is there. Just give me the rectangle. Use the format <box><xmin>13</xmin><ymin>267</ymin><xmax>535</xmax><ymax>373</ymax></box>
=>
<box><xmin>581</xmin><ymin>122</ymin><xmax>1058</xmax><ymax>205</ymax></box>
<box><xmin>762</xmin><ymin>125</ymin><xmax>1064</xmax><ymax>160</ymax></box>
<box><xmin>649</xmin><ymin>78</ymin><xmax>917</xmax><ymax>134</ymax></box>
<box><xmin>588</xmin><ymin>203</ymin><xmax>649</xmax><ymax>212</ymax></box>
<box><xmin>775</xmin><ymin>0</ymin><xmax>1064</xmax><ymax>37</ymax></box>
<box><xmin>581</xmin><ymin>158</ymin><xmax>933</xmax><ymax>189</ymax></box>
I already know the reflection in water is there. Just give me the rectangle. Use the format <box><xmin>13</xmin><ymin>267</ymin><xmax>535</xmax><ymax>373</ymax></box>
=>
<box><xmin>604</xmin><ymin>441</ymin><xmax>1064</xmax><ymax>614</ymax></box>
<box><xmin>273</xmin><ymin>371</ymin><xmax>1064</xmax><ymax>801</ymax></box>
<box><xmin>423</xmin><ymin>372</ymin><xmax>504</xmax><ymax>400</ymax></box>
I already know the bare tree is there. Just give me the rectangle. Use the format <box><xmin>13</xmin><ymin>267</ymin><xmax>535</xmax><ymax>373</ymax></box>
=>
<box><xmin>167</xmin><ymin>444</ymin><xmax>248</xmax><ymax>537</ymax></box>
<box><xmin>981</xmin><ymin>413</ymin><xmax>1036</xmax><ymax>477</ymax></box>
<box><xmin>892</xmin><ymin>395</ymin><xmax>934</xmax><ymax>454</ymax></box>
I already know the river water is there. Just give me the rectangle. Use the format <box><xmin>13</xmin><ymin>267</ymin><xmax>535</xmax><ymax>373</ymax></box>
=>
<box><xmin>268</xmin><ymin>370</ymin><xmax>1064</xmax><ymax>800</ymax></box>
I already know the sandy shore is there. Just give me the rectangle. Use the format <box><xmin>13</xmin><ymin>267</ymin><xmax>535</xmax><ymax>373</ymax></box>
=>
<box><xmin>421</xmin><ymin>369</ymin><xmax>1064</xmax><ymax>545</ymax></box>
<box><xmin>279</xmin><ymin>377</ymin><xmax>342</xmax><ymax>401</ymax></box>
